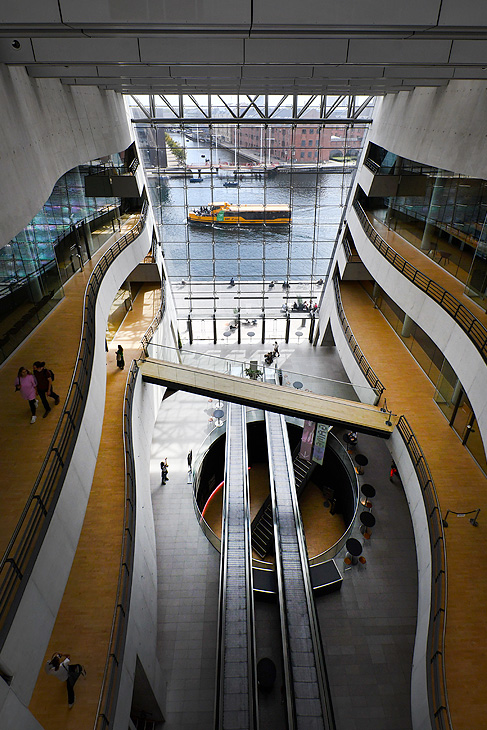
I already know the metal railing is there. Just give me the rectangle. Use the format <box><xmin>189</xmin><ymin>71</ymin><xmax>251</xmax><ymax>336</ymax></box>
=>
<box><xmin>353</xmin><ymin>200</ymin><xmax>487</xmax><ymax>364</ymax></box>
<box><xmin>396</xmin><ymin>416</ymin><xmax>451</xmax><ymax>730</ymax></box>
<box><xmin>308</xmin><ymin>433</ymin><xmax>360</xmax><ymax>566</ymax></box>
<box><xmin>140</xmin><ymin>286</ymin><xmax>166</xmax><ymax>355</ymax></box>
<box><xmin>364</xmin><ymin>158</ymin><xmax>380</xmax><ymax>174</ymax></box>
<box><xmin>0</xmin><ymin>205</ymin><xmax>148</xmax><ymax>650</ymax></box>
<box><xmin>95</xmin><ymin>285</ymin><xmax>166</xmax><ymax>730</ymax></box>
<box><xmin>332</xmin><ymin>273</ymin><xmax>385</xmax><ymax>400</ymax></box>
<box><xmin>94</xmin><ymin>362</ymin><xmax>138</xmax><ymax>730</ymax></box>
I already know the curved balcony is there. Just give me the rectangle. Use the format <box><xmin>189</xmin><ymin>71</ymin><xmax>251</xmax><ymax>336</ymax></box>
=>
<box><xmin>0</xmin><ymin>206</ymin><xmax>153</xmax><ymax>709</ymax></box>
<box><xmin>353</xmin><ymin>201</ymin><xmax>487</xmax><ymax>363</ymax></box>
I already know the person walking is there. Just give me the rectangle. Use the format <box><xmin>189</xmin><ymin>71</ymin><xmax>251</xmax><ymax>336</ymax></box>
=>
<box><xmin>116</xmin><ymin>345</ymin><xmax>125</xmax><ymax>370</ymax></box>
<box><xmin>187</xmin><ymin>450</ymin><xmax>193</xmax><ymax>471</ymax></box>
<box><xmin>15</xmin><ymin>366</ymin><xmax>38</xmax><ymax>424</ymax></box>
<box><xmin>160</xmin><ymin>459</ymin><xmax>168</xmax><ymax>484</ymax></box>
<box><xmin>33</xmin><ymin>361</ymin><xmax>60</xmax><ymax>417</ymax></box>
<box><xmin>44</xmin><ymin>652</ymin><xmax>86</xmax><ymax>708</ymax></box>
<box><xmin>273</xmin><ymin>341</ymin><xmax>279</xmax><ymax>357</ymax></box>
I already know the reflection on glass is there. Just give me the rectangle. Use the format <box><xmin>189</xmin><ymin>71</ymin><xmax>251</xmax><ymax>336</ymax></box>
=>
<box><xmin>364</xmin><ymin>142</ymin><xmax>487</xmax><ymax>297</ymax></box>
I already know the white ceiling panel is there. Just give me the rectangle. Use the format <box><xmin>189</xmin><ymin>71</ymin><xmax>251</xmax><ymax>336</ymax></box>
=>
<box><xmin>453</xmin><ymin>66</ymin><xmax>487</xmax><ymax>79</ymax></box>
<box><xmin>253</xmin><ymin>0</ymin><xmax>441</xmax><ymax>28</ymax></box>
<box><xmin>58</xmin><ymin>0</ymin><xmax>251</xmax><ymax>28</ymax></box>
<box><xmin>384</xmin><ymin>66</ymin><xmax>454</xmax><ymax>79</ymax></box>
<box><xmin>348</xmin><ymin>39</ymin><xmax>452</xmax><ymax>64</ymax></box>
<box><xmin>242</xmin><ymin>66</ymin><xmax>313</xmax><ymax>78</ymax></box>
<box><xmin>26</xmin><ymin>65</ymin><xmax>99</xmax><ymax>78</ymax></box>
<box><xmin>32</xmin><ymin>37</ymin><xmax>140</xmax><ymax>64</ymax></box>
<box><xmin>0</xmin><ymin>0</ymin><xmax>61</xmax><ymax>24</ymax></box>
<box><xmin>438</xmin><ymin>0</ymin><xmax>487</xmax><ymax>26</ymax></box>
<box><xmin>68</xmin><ymin>77</ymin><xmax>132</xmax><ymax>86</ymax></box>
<box><xmin>450</xmin><ymin>40</ymin><xmax>487</xmax><ymax>64</ymax></box>
<box><xmin>140</xmin><ymin>37</ymin><xmax>243</xmax><ymax>64</ymax></box>
<box><xmin>0</xmin><ymin>38</ymin><xmax>35</xmax><ymax>64</ymax></box>
<box><xmin>102</xmin><ymin>65</ymin><xmax>172</xmax><ymax>78</ymax></box>
<box><xmin>245</xmin><ymin>39</ymin><xmax>348</xmax><ymax>64</ymax></box>
<box><xmin>396</xmin><ymin>78</ymin><xmax>450</xmax><ymax>86</ymax></box>
<box><xmin>2</xmin><ymin>5</ymin><xmax>487</xmax><ymax>97</ymax></box>
<box><xmin>312</xmin><ymin>65</ymin><xmax>383</xmax><ymax>79</ymax></box>
<box><xmin>171</xmin><ymin>66</ymin><xmax>241</xmax><ymax>78</ymax></box>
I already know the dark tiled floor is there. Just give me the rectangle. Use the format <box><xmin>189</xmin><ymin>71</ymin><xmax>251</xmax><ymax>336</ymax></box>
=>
<box><xmin>318</xmin><ymin>431</ymin><xmax>417</xmax><ymax>730</ymax></box>
<box><xmin>150</xmin><ymin>341</ymin><xmax>417</xmax><ymax>729</ymax></box>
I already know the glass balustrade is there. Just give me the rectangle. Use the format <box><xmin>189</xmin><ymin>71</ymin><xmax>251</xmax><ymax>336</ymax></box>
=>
<box><xmin>145</xmin><ymin>342</ymin><xmax>379</xmax><ymax>402</ymax></box>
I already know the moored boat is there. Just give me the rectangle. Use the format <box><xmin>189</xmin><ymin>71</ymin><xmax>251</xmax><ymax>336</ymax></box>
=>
<box><xmin>188</xmin><ymin>202</ymin><xmax>291</xmax><ymax>225</ymax></box>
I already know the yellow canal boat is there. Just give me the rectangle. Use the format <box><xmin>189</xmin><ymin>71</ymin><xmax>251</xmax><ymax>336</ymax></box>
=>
<box><xmin>188</xmin><ymin>202</ymin><xmax>291</xmax><ymax>225</ymax></box>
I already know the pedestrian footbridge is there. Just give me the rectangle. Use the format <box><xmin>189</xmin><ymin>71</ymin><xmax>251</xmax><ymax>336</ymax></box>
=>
<box><xmin>139</xmin><ymin>355</ymin><xmax>395</xmax><ymax>437</ymax></box>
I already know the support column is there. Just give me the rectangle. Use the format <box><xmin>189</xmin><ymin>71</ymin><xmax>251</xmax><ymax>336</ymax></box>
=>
<box><xmin>82</xmin><ymin>221</ymin><xmax>93</xmax><ymax>261</ymax></box>
<box><xmin>308</xmin><ymin>313</ymin><xmax>315</xmax><ymax>343</ymax></box>
<box><xmin>401</xmin><ymin>314</ymin><xmax>414</xmax><ymax>338</ymax></box>
<box><xmin>384</xmin><ymin>156</ymin><xmax>402</xmax><ymax>228</ymax></box>
<box><xmin>421</xmin><ymin>175</ymin><xmax>443</xmax><ymax>251</ymax></box>
<box><xmin>451</xmin><ymin>378</ymin><xmax>463</xmax><ymax>406</ymax></box>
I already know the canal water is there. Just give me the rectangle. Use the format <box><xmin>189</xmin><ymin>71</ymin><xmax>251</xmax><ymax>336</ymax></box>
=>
<box><xmin>148</xmin><ymin>134</ymin><xmax>354</xmax><ymax>284</ymax></box>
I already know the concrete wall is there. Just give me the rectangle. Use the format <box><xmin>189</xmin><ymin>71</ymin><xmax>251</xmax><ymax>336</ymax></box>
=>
<box><xmin>112</xmin><ymin>330</ymin><xmax>172</xmax><ymax>729</ymax></box>
<box><xmin>105</xmin><ymin>137</ymin><xmax>177</xmax><ymax>727</ymax></box>
<box><xmin>370</xmin><ymin>81</ymin><xmax>487</xmax><ymax>178</ymax></box>
<box><xmin>0</xmin><ymin>222</ymin><xmax>155</xmax><ymax>716</ymax></box>
<box><xmin>388</xmin><ymin>430</ymin><xmax>433</xmax><ymax>730</ymax></box>
<box><xmin>0</xmin><ymin>64</ymin><xmax>131</xmax><ymax>248</ymax></box>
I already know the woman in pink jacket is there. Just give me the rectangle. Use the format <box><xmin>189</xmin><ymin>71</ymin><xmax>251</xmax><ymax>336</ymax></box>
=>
<box><xmin>15</xmin><ymin>366</ymin><xmax>38</xmax><ymax>423</ymax></box>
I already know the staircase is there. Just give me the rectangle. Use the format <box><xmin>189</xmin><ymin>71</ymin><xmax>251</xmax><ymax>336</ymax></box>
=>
<box><xmin>251</xmin><ymin>455</ymin><xmax>316</xmax><ymax>558</ymax></box>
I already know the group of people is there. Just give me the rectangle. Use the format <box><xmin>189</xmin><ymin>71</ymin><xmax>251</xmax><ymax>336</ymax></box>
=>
<box><xmin>291</xmin><ymin>300</ymin><xmax>318</xmax><ymax>313</ymax></box>
<box><xmin>15</xmin><ymin>344</ymin><xmax>125</xmax><ymax>423</ymax></box>
<box><xmin>14</xmin><ymin>361</ymin><xmax>60</xmax><ymax>424</ymax></box>
<box><xmin>264</xmin><ymin>341</ymin><xmax>280</xmax><ymax>365</ymax></box>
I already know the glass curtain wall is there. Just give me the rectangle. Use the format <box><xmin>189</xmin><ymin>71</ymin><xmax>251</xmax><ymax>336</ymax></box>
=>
<box><xmin>363</xmin><ymin>142</ymin><xmax>487</xmax><ymax>307</ymax></box>
<box><xmin>362</xmin><ymin>280</ymin><xmax>487</xmax><ymax>474</ymax></box>
<box><xmin>0</xmin><ymin>162</ymin><xmax>121</xmax><ymax>364</ymax></box>
<box><xmin>133</xmin><ymin>98</ymin><xmax>368</xmax><ymax>341</ymax></box>
<box><xmin>434</xmin><ymin>361</ymin><xmax>487</xmax><ymax>473</ymax></box>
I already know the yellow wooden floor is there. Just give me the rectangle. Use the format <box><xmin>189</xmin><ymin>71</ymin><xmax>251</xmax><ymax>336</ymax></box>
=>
<box><xmin>29</xmin><ymin>284</ymin><xmax>160</xmax><ymax>728</ymax></box>
<box><xmin>339</xmin><ymin>273</ymin><xmax>487</xmax><ymax>729</ymax></box>
<box><xmin>0</xmin><ymin>214</ymin><xmax>138</xmax><ymax>559</ymax></box>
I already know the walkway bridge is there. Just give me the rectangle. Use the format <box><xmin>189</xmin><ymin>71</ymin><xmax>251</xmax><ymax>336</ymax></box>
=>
<box><xmin>139</xmin><ymin>351</ymin><xmax>395</xmax><ymax>437</ymax></box>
